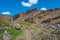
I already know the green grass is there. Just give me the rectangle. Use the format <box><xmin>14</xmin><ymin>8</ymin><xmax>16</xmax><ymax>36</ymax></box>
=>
<box><xmin>0</xmin><ymin>27</ymin><xmax>22</xmax><ymax>40</ymax></box>
<box><xmin>10</xmin><ymin>29</ymin><xmax>22</xmax><ymax>40</ymax></box>
<box><xmin>6</xmin><ymin>27</ymin><xmax>22</xmax><ymax>40</ymax></box>
<box><xmin>16</xmin><ymin>22</ymin><xmax>32</xmax><ymax>26</ymax></box>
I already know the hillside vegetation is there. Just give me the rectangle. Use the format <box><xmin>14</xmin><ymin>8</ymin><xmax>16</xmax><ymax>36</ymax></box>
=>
<box><xmin>0</xmin><ymin>19</ymin><xmax>60</xmax><ymax>40</ymax></box>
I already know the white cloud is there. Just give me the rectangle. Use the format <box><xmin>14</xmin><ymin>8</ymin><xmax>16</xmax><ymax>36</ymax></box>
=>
<box><xmin>41</xmin><ymin>7</ymin><xmax>47</xmax><ymax>11</ymax></box>
<box><xmin>29</xmin><ymin>0</ymin><xmax>38</xmax><ymax>4</ymax></box>
<box><xmin>21</xmin><ymin>1</ymin><xmax>32</xmax><ymax>7</ymax></box>
<box><xmin>2</xmin><ymin>12</ymin><xmax>11</xmax><ymax>15</ymax></box>
<box><xmin>21</xmin><ymin>0</ymin><xmax>38</xmax><ymax>7</ymax></box>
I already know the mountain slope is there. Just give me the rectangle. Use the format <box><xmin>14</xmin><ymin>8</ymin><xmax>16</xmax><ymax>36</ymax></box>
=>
<box><xmin>14</xmin><ymin>8</ymin><xmax>60</xmax><ymax>25</ymax></box>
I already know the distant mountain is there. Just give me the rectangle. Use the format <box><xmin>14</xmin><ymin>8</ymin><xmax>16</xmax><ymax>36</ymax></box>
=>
<box><xmin>14</xmin><ymin>8</ymin><xmax>60</xmax><ymax>25</ymax></box>
<box><xmin>0</xmin><ymin>8</ymin><xmax>60</xmax><ymax>25</ymax></box>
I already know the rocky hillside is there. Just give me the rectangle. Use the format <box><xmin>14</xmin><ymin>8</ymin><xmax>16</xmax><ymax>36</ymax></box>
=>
<box><xmin>14</xmin><ymin>8</ymin><xmax>40</xmax><ymax>22</ymax></box>
<box><xmin>0</xmin><ymin>8</ymin><xmax>60</xmax><ymax>25</ymax></box>
<box><xmin>0</xmin><ymin>8</ymin><xmax>60</xmax><ymax>40</ymax></box>
<box><xmin>0</xmin><ymin>8</ymin><xmax>60</xmax><ymax>28</ymax></box>
<box><xmin>14</xmin><ymin>8</ymin><xmax>60</xmax><ymax>25</ymax></box>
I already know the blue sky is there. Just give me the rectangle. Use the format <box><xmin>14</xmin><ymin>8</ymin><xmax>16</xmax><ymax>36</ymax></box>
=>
<box><xmin>0</xmin><ymin>0</ymin><xmax>60</xmax><ymax>16</ymax></box>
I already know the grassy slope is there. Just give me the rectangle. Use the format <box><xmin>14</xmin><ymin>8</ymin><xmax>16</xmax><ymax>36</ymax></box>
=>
<box><xmin>15</xmin><ymin>22</ymin><xmax>60</xmax><ymax>40</ymax></box>
<box><xmin>0</xmin><ymin>19</ymin><xmax>60</xmax><ymax>40</ymax></box>
<box><xmin>0</xmin><ymin>19</ymin><xmax>22</xmax><ymax>40</ymax></box>
<box><xmin>15</xmin><ymin>22</ymin><xmax>57</xmax><ymax>40</ymax></box>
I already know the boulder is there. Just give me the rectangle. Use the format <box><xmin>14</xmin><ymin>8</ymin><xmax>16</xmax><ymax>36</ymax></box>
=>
<box><xmin>2</xmin><ymin>30</ymin><xmax>11</xmax><ymax>40</ymax></box>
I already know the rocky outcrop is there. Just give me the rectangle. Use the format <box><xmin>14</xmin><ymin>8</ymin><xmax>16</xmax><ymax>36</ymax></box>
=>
<box><xmin>14</xmin><ymin>8</ymin><xmax>40</xmax><ymax>22</ymax></box>
<box><xmin>22</xmin><ymin>8</ymin><xmax>60</xmax><ymax>25</ymax></box>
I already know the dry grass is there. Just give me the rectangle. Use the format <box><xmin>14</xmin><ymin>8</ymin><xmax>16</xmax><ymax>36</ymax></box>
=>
<box><xmin>15</xmin><ymin>22</ymin><xmax>59</xmax><ymax>40</ymax></box>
